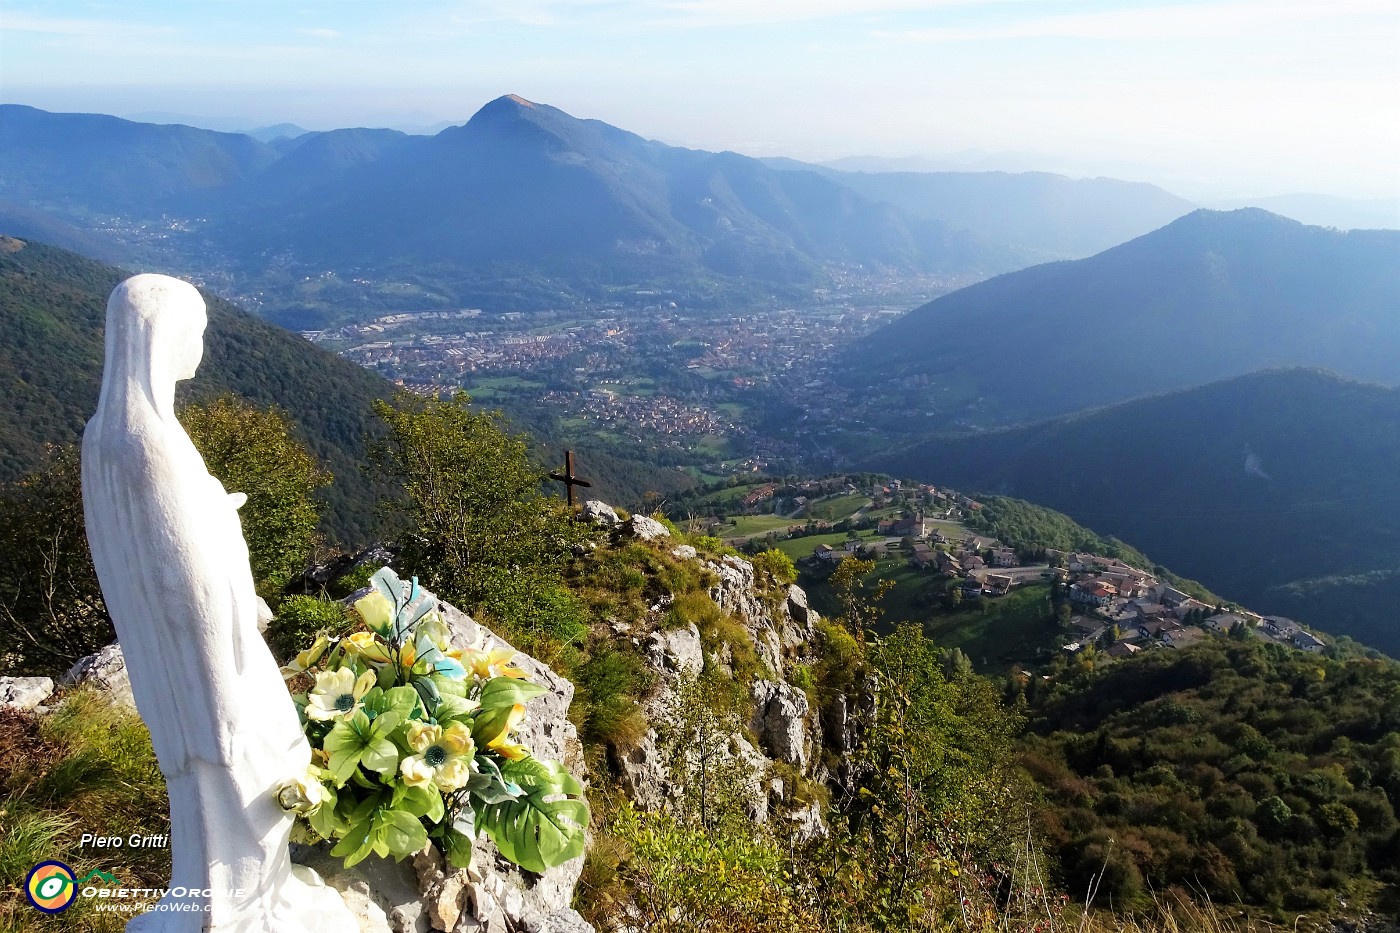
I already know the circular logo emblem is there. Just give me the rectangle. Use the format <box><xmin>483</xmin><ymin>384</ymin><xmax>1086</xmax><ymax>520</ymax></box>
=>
<box><xmin>25</xmin><ymin>861</ymin><xmax>77</xmax><ymax>913</ymax></box>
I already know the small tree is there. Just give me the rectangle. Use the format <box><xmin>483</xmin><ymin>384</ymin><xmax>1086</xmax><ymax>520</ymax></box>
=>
<box><xmin>180</xmin><ymin>397</ymin><xmax>331</xmax><ymax>596</ymax></box>
<box><xmin>371</xmin><ymin>393</ymin><xmax>585</xmax><ymax>647</ymax></box>
<box><xmin>751</xmin><ymin>548</ymin><xmax>797</xmax><ymax>587</ymax></box>
<box><xmin>656</xmin><ymin>667</ymin><xmax>753</xmax><ymax>832</ymax></box>
<box><xmin>829</xmin><ymin>557</ymin><xmax>894</xmax><ymax>638</ymax></box>
<box><xmin>0</xmin><ymin>445</ymin><xmax>110</xmax><ymax>673</ymax></box>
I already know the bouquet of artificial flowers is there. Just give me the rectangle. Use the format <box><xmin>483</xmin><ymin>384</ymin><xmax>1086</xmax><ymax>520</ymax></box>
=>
<box><xmin>276</xmin><ymin>567</ymin><xmax>587</xmax><ymax>873</ymax></box>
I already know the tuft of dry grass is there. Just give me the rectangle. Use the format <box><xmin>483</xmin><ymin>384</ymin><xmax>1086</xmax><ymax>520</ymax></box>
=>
<box><xmin>0</xmin><ymin>689</ymin><xmax>170</xmax><ymax>932</ymax></box>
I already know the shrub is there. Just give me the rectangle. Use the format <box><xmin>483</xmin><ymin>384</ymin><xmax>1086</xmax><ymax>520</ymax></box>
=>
<box><xmin>752</xmin><ymin>548</ymin><xmax>798</xmax><ymax>587</ymax></box>
<box><xmin>265</xmin><ymin>595</ymin><xmax>352</xmax><ymax>665</ymax></box>
<box><xmin>574</xmin><ymin>647</ymin><xmax>656</xmax><ymax>751</ymax></box>
<box><xmin>581</xmin><ymin>800</ymin><xmax>816</xmax><ymax>933</ymax></box>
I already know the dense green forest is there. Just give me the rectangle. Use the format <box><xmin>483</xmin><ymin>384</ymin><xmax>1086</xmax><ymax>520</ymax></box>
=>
<box><xmin>0</xmin><ymin>236</ymin><xmax>394</xmax><ymax>542</ymax></box>
<box><xmin>1023</xmin><ymin>639</ymin><xmax>1400</xmax><ymax>915</ymax></box>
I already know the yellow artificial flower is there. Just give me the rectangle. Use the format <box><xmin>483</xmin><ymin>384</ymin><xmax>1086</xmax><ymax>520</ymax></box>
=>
<box><xmin>490</xmin><ymin>735</ymin><xmax>532</xmax><ymax>762</ymax></box>
<box><xmin>274</xmin><ymin>767</ymin><xmax>326</xmax><ymax>814</ymax></box>
<box><xmin>463</xmin><ymin>647</ymin><xmax>528</xmax><ymax>681</ymax></box>
<box><xmin>305</xmin><ymin>668</ymin><xmax>377</xmax><ymax>721</ymax></box>
<box><xmin>280</xmin><ymin>634</ymin><xmax>329</xmax><ymax>680</ymax></box>
<box><xmin>401</xmin><ymin>721</ymin><xmax>476</xmax><ymax>792</ymax></box>
<box><xmin>342</xmin><ymin>631</ymin><xmax>392</xmax><ymax>664</ymax></box>
<box><xmin>354</xmin><ymin>591</ymin><xmax>395</xmax><ymax>634</ymax></box>
<box><xmin>483</xmin><ymin>703</ymin><xmax>531</xmax><ymax>760</ymax></box>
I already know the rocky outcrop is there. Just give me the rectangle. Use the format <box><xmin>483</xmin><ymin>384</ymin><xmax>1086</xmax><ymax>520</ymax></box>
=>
<box><xmin>303</xmin><ymin>544</ymin><xmax>397</xmax><ymax>590</ymax></box>
<box><xmin>0</xmin><ymin>676</ymin><xmax>55</xmax><ymax>711</ymax></box>
<box><xmin>62</xmin><ymin>642</ymin><xmax>134</xmax><ymax>707</ymax></box>
<box><xmin>601</xmin><ymin>535</ymin><xmax>827</xmax><ymax>838</ymax></box>
<box><xmin>645</xmin><ymin>623</ymin><xmax>703</xmax><ymax>675</ymax></box>
<box><xmin>750</xmin><ymin>680</ymin><xmax>811</xmax><ymax>768</ymax></box>
<box><xmin>622</xmin><ymin>515</ymin><xmax>671</xmax><ymax>542</ymax></box>
<box><xmin>581</xmin><ymin>501</ymin><xmax>621</xmax><ymax>527</ymax></box>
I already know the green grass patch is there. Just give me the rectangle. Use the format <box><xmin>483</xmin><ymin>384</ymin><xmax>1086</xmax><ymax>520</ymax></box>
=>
<box><xmin>0</xmin><ymin>690</ymin><xmax>171</xmax><ymax>932</ymax></box>
<box><xmin>803</xmin><ymin>493</ymin><xmax>869</xmax><ymax>521</ymax></box>
<box><xmin>924</xmin><ymin>583</ymin><xmax>1059</xmax><ymax>673</ymax></box>
<box><xmin>772</xmin><ymin>530</ymin><xmax>876</xmax><ymax>563</ymax></box>
<box><xmin>718</xmin><ymin>514</ymin><xmax>794</xmax><ymax>538</ymax></box>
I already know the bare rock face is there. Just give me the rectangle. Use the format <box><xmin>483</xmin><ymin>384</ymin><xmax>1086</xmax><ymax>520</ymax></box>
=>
<box><xmin>0</xmin><ymin>676</ymin><xmax>55</xmax><ymax>711</ymax></box>
<box><xmin>623</xmin><ymin>514</ymin><xmax>671</xmax><ymax>542</ymax></box>
<box><xmin>62</xmin><ymin>642</ymin><xmax>134</xmax><ymax>708</ymax></box>
<box><xmin>645</xmin><ymin>623</ymin><xmax>703</xmax><ymax>675</ymax></box>
<box><xmin>581</xmin><ymin>500</ymin><xmax>621</xmax><ymax>527</ymax></box>
<box><xmin>706</xmin><ymin>556</ymin><xmax>784</xmax><ymax>674</ymax></box>
<box><xmin>750</xmin><ymin>680</ymin><xmax>811</xmax><ymax>768</ymax></box>
<box><xmin>784</xmin><ymin>585</ymin><xmax>818</xmax><ymax>641</ymax></box>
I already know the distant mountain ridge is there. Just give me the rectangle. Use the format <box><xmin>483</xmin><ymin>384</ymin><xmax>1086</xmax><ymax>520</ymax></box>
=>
<box><xmin>765</xmin><ymin>158</ymin><xmax>1196</xmax><ymax>260</ymax></box>
<box><xmin>873</xmin><ymin>368</ymin><xmax>1400</xmax><ymax>657</ymax></box>
<box><xmin>842</xmin><ymin>208</ymin><xmax>1400</xmax><ymax>428</ymax></box>
<box><xmin>1</xmin><ymin>98</ymin><xmax>1226</xmax><ymax>319</ymax></box>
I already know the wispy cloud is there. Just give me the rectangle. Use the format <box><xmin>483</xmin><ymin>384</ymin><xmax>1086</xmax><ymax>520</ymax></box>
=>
<box><xmin>0</xmin><ymin>10</ymin><xmax>174</xmax><ymax>38</ymax></box>
<box><xmin>874</xmin><ymin>0</ymin><xmax>1395</xmax><ymax>43</ymax></box>
<box><xmin>298</xmin><ymin>27</ymin><xmax>342</xmax><ymax>39</ymax></box>
<box><xmin>652</xmin><ymin>0</ymin><xmax>998</xmax><ymax>27</ymax></box>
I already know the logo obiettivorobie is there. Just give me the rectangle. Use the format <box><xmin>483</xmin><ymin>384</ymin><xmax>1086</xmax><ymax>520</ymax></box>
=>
<box><xmin>25</xmin><ymin>860</ymin><xmax>77</xmax><ymax>913</ymax></box>
<box><xmin>24</xmin><ymin>862</ymin><xmax>119</xmax><ymax>913</ymax></box>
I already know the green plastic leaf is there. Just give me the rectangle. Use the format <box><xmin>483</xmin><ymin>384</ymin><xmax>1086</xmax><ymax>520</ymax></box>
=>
<box><xmin>434</xmin><ymin>693</ymin><xmax>480</xmax><ymax>724</ymax></box>
<box><xmin>392</xmin><ymin>783</ymin><xmax>446</xmax><ymax>823</ymax></box>
<box><xmin>331</xmin><ymin>794</ymin><xmax>388</xmax><ymax>868</ymax></box>
<box><xmin>371</xmin><ymin>567</ymin><xmax>404</xmax><ymax>614</ymax></box>
<box><xmin>308</xmin><ymin>785</ymin><xmax>349</xmax><ymax>839</ymax></box>
<box><xmin>478</xmin><ymin>676</ymin><xmax>547</xmax><ymax>710</ymax></box>
<box><xmin>435</xmin><ymin>676</ymin><xmax>469</xmax><ymax>698</ymax></box>
<box><xmin>360</xmin><ymin>737</ymin><xmax>399</xmax><ymax>778</ymax></box>
<box><xmin>367</xmin><ymin>686</ymin><xmax>419</xmax><ymax>719</ymax></box>
<box><xmin>443</xmin><ymin>826</ymin><xmax>475</xmax><ymax>869</ymax></box>
<box><xmin>471</xmin><ymin>704</ymin><xmax>519</xmax><ymax>747</ymax></box>
<box><xmin>477</xmin><ymin>758</ymin><xmax>588</xmax><ymax>874</ymax></box>
<box><xmin>413</xmin><ymin>676</ymin><xmax>442</xmax><ymax>713</ymax></box>
<box><xmin>381</xmin><ymin>809</ymin><xmax>430</xmax><ymax>859</ymax></box>
<box><xmin>467</xmin><ymin>755</ymin><xmax>523</xmax><ymax>804</ymax></box>
<box><xmin>325</xmin><ymin>719</ymin><xmax>368</xmax><ymax>786</ymax></box>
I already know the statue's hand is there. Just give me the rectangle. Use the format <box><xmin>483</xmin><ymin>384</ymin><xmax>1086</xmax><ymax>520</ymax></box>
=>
<box><xmin>228</xmin><ymin>492</ymin><xmax>248</xmax><ymax>510</ymax></box>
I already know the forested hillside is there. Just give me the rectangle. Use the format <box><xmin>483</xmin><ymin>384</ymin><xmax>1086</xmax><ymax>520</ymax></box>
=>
<box><xmin>843</xmin><ymin>209</ymin><xmax>1400</xmax><ymax>428</ymax></box>
<box><xmin>0</xmin><ymin>236</ymin><xmax>394</xmax><ymax>541</ymax></box>
<box><xmin>1024</xmin><ymin>639</ymin><xmax>1400</xmax><ymax>915</ymax></box>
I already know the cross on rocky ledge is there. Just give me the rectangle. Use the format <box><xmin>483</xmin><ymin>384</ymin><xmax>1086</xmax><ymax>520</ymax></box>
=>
<box><xmin>549</xmin><ymin>450</ymin><xmax>591</xmax><ymax>508</ymax></box>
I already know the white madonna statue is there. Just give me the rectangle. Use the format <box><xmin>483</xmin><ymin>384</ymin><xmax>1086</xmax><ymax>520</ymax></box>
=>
<box><xmin>83</xmin><ymin>274</ymin><xmax>353</xmax><ymax>931</ymax></box>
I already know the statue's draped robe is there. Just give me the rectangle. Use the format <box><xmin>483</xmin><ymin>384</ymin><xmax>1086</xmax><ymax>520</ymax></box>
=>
<box><xmin>82</xmin><ymin>275</ymin><xmax>329</xmax><ymax>931</ymax></box>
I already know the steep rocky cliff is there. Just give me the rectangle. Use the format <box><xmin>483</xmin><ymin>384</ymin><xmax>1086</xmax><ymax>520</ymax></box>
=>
<box><xmin>48</xmin><ymin>505</ymin><xmax>843</xmax><ymax>931</ymax></box>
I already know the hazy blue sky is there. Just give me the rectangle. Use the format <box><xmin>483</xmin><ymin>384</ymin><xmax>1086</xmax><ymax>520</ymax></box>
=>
<box><xmin>2</xmin><ymin>0</ymin><xmax>1396</xmax><ymax>199</ymax></box>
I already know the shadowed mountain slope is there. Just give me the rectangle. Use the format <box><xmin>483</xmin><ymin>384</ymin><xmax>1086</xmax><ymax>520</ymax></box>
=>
<box><xmin>874</xmin><ymin>369</ymin><xmax>1400</xmax><ymax>655</ymax></box>
<box><xmin>843</xmin><ymin>209</ymin><xmax>1400</xmax><ymax>428</ymax></box>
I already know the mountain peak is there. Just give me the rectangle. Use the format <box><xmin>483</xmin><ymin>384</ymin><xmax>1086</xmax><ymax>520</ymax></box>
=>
<box><xmin>504</xmin><ymin>94</ymin><xmax>537</xmax><ymax>108</ymax></box>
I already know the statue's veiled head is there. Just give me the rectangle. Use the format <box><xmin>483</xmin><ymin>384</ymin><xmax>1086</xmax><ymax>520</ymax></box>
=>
<box><xmin>98</xmin><ymin>274</ymin><xmax>208</xmax><ymax>416</ymax></box>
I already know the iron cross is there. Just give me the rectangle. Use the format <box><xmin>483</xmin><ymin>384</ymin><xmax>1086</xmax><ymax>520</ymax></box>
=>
<box><xmin>549</xmin><ymin>450</ymin><xmax>592</xmax><ymax>508</ymax></box>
